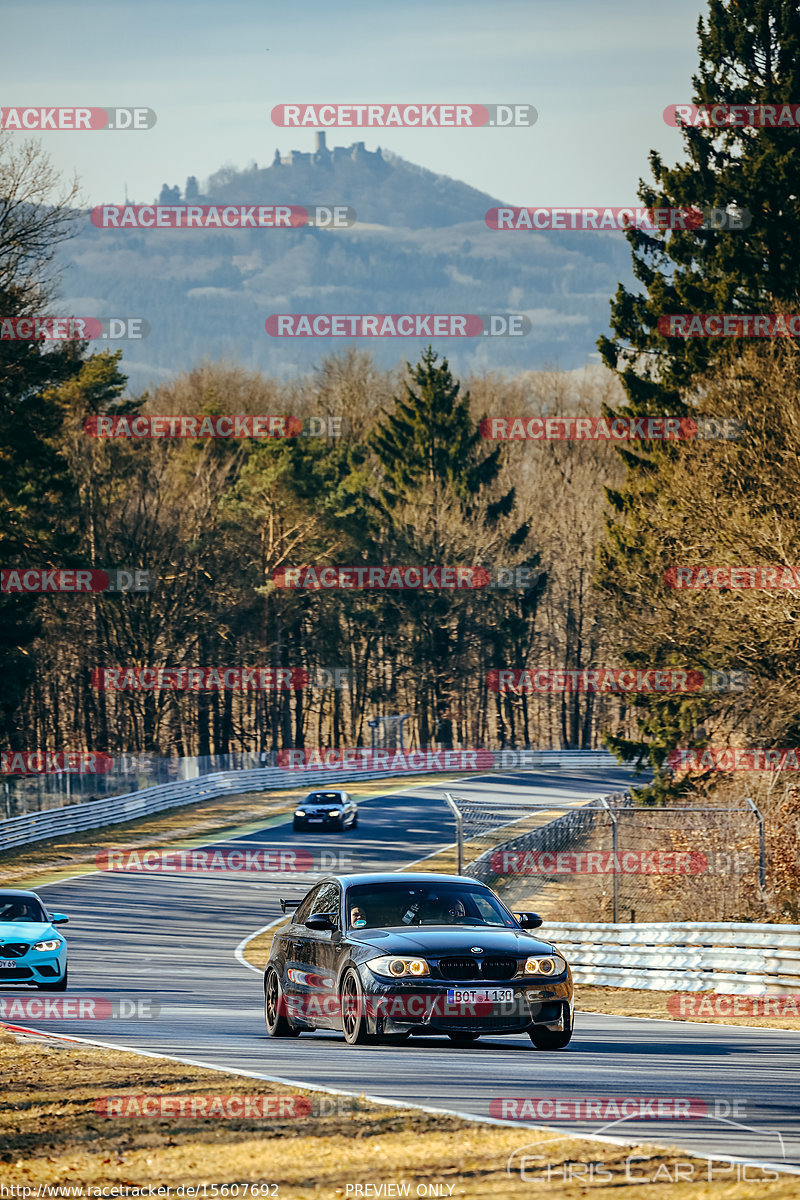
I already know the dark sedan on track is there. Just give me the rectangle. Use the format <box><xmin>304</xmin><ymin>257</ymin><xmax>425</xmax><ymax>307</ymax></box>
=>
<box><xmin>293</xmin><ymin>790</ymin><xmax>358</xmax><ymax>832</ymax></box>
<box><xmin>264</xmin><ymin>872</ymin><xmax>573</xmax><ymax>1048</ymax></box>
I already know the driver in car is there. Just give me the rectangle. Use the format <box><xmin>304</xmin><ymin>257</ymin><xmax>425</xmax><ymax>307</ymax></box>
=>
<box><xmin>349</xmin><ymin>905</ymin><xmax>367</xmax><ymax>928</ymax></box>
<box><xmin>446</xmin><ymin>898</ymin><xmax>468</xmax><ymax>923</ymax></box>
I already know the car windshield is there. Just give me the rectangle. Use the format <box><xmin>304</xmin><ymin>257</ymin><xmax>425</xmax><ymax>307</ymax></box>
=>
<box><xmin>306</xmin><ymin>793</ymin><xmax>342</xmax><ymax>803</ymax></box>
<box><xmin>0</xmin><ymin>894</ymin><xmax>47</xmax><ymax>923</ymax></box>
<box><xmin>345</xmin><ymin>883</ymin><xmax>518</xmax><ymax>930</ymax></box>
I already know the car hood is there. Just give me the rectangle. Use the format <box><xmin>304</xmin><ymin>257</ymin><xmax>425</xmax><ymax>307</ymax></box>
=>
<box><xmin>349</xmin><ymin>926</ymin><xmax>557</xmax><ymax>956</ymax></box>
<box><xmin>0</xmin><ymin>921</ymin><xmax>56</xmax><ymax>943</ymax></box>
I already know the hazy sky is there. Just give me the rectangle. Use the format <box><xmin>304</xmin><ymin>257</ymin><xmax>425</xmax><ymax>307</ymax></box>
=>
<box><xmin>3</xmin><ymin>0</ymin><xmax>709</xmax><ymax>206</ymax></box>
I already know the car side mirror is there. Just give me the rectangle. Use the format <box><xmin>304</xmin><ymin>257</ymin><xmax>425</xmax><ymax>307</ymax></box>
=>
<box><xmin>515</xmin><ymin>912</ymin><xmax>542</xmax><ymax>929</ymax></box>
<box><xmin>50</xmin><ymin>913</ymin><xmax>69</xmax><ymax>925</ymax></box>
<box><xmin>304</xmin><ymin>913</ymin><xmax>337</xmax><ymax>931</ymax></box>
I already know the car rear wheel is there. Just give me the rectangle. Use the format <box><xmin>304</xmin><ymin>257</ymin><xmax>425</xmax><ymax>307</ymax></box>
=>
<box><xmin>264</xmin><ymin>967</ymin><xmax>300</xmax><ymax>1038</ymax></box>
<box><xmin>341</xmin><ymin>967</ymin><xmax>370</xmax><ymax>1045</ymax></box>
<box><xmin>447</xmin><ymin>1031</ymin><xmax>480</xmax><ymax>1044</ymax></box>
<box><xmin>529</xmin><ymin>1005</ymin><xmax>572</xmax><ymax>1050</ymax></box>
<box><xmin>38</xmin><ymin>965</ymin><xmax>68</xmax><ymax>992</ymax></box>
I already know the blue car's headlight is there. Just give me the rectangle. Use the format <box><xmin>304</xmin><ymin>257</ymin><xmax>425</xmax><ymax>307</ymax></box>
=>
<box><xmin>34</xmin><ymin>939</ymin><xmax>62</xmax><ymax>952</ymax></box>
<box><xmin>295</xmin><ymin>809</ymin><xmax>307</xmax><ymax>816</ymax></box>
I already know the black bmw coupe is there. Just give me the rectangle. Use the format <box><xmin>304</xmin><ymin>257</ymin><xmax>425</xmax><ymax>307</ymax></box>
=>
<box><xmin>264</xmin><ymin>872</ymin><xmax>574</xmax><ymax>1048</ymax></box>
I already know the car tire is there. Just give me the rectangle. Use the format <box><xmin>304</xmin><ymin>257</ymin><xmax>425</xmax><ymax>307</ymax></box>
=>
<box><xmin>38</xmin><ymin>965</ymin><xmax>68</xmax><ymax>992</ymax></box>
<box><xmin>264</xmin><ymin>967</ymin><xmax>301</xmax><ymax>1038</ymax></box>
<box><xmin>528</xmin><ymin>1005</ymin><xmax>573</xmax><ymax>1050</ymax></box>
<box><xmin>350</xmin><ymin>812</ymin><xmax>358</xmax><ymax>828</ymax></box>
<box><xmin>341</xmin><ymin>967</ymin><xmax>371</xmax><ymax>1045</ymax></box>
<box><xmin>447</xmin><ymin>1031</ymin><xmax>480</xmax><ymax>1044</ymax></box>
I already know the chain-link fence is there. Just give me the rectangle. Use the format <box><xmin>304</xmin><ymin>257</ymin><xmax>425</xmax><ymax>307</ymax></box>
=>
<box><xmin>447</xmin><ymin>791</ymin><xmax>765</xmax><ymax>923</ymax></box>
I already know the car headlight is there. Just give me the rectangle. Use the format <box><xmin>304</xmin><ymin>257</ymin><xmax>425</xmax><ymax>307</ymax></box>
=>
<box><xmin>328</xmin><ymin>809</ymin><xmax>342</xmax><ymax>816</ymax></box>
<box><xmin>367</xmin><ymin>956</ymin><xmax>430</xmax><ymax>978</ymax></box>
<box><xmin>34</xmin><ymin>939</ymin><xmax>62</xmax><ymax>952</ymax></box>
<box><xmin>521</xmin><ymin>954</ymin><xmax>566</xmax><ymax>977</ymax></box>
<box><xmin>295</xmin><ymin>809</ymin><xmax>306</xmax><ymax>816</ymax></box>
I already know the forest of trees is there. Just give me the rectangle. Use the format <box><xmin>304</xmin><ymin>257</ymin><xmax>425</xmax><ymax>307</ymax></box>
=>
<box><xmin>3</xmin><ymin>4</ymin><xmax>800</xmax><ymax>920</ymax></box>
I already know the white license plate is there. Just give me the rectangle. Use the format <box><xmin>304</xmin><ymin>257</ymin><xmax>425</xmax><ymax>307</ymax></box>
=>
<box><xmin>307</xmin><ymin>817</ymin><xmax>323</xmax><ymax>823</ymax></box>
<box><xmin>0</xmin><ymin>959</ymin><xmax>19</xmax><ymax>968</ymax></box>
<box><xmin>447</xmin><ymin>987</ymin><xmax>514</xmax><ymax>1004</ymax></box>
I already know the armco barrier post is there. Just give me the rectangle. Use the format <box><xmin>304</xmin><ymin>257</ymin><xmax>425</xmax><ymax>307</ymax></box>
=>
<box><xmin>745</xmin><ymin>797</ymin><xmax>766</xmax><ymax>894</ymax></box>
<box><xmin>443</xmin><ymin>792</ymin><xmax>464</xmax><ymax>874</ymax></box>
<box><xmin>599</xmin><ymin>796</ymin><xmax>619</xmax><ymax>922</ymax></box>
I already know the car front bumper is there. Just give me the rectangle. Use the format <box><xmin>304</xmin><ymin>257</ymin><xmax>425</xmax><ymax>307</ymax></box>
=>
<box><xmin>361</xmin><ymin>970</ymin><xmax>573</xmax><ymax>1036</ymax></box>
<box><xmin>0</xmin><ymin>945</ymin><xmax>67</xmax><ymax>986</ymax></box>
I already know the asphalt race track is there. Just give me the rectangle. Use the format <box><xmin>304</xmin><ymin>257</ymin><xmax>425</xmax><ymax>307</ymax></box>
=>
<box><xmin>6</xmin><ymin>769</ymin><xmax>800</xmax><ymax>1173</ymax></box>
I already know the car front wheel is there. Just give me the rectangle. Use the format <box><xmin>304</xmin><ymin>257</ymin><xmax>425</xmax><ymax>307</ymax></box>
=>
<box><xmin>341</xmin><ymin>967</ymin><xmax>370</xmax><ymax>1045</ymax></box>
<box><xmin>264</xmin><ymin>967</ymin><xmax>300</xmax><ymax>1038</ymax></box>
<box><xmin>529</xmin><ymin>1005</ymin><xmax>572</xmax><ymax>1050</ymax></box>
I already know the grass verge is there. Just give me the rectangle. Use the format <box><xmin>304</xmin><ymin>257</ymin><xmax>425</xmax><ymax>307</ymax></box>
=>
<box><xmin>576</xmin><ymin>984</ymin><xmax>800</xmax><ymax>1031</ymax></box>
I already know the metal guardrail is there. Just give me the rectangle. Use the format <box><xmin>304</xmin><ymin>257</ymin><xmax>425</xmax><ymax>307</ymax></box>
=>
<box><xmin>542</xmin><ymin>920</ymin><xmax>800</xmax><ymax>994</ymax></box>
<box><xmin>0</xmin><ymin>750</ymin><xmax>632</xmax><ymax>851</ymax></box>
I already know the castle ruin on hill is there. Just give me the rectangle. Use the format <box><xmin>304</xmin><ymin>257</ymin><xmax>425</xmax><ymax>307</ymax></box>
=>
<box><xmin>272</xmin><ymin>131</ymin><xmax>385</xmax><ymax>167</ymax></box>
<box><xmin>159</xmin><ymin>133</ymin><xmax>386</xmax><ymax>204</ymax></box>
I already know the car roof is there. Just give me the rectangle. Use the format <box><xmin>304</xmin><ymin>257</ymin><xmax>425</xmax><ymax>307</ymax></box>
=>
<box><xmin>0</xmin><ymin>889</ymin><xmax>42</xmax><ymax>899</ymax></box>
<box><xmin>321</xmin><ymin>872</ymin><xmax>489</xmax><ymax>888</ymax></box>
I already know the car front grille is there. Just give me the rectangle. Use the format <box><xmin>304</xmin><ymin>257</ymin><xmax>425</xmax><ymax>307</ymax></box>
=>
<box><xmin>438</xmin><ymin>957</ymin><xmax>479</xmax><ymax>980</ymax></box>
<box><xmin>431</xmin><ymin>1011</ymin><xmax>531</xmax><ymax>1032</ymax></box>
<box><xmin>437</xmin><ymin>956</ymin><xmax>519</xmax><ymax>981</ymax></box>
<box><xmin>0</xmin><ymin>943</ymin><xmax>29</xmax><ymax>958</ymax></box>
<box><xmin>482</xmin><ymin>956</ymin><xmax>518</xmax><ymax>980</ymax></box>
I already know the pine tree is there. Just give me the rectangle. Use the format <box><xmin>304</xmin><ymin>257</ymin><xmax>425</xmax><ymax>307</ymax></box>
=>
<box><xmin>597</xmin><ymin>1</ymin><xmax>800</xmax><ymax>791</ymax></box>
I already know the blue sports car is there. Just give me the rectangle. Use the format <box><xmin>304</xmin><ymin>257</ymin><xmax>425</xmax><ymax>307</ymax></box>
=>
<box><xmin>0</xmin><ymin>890</ymin><xmax>69</xmax><ymax>990</ymax></box>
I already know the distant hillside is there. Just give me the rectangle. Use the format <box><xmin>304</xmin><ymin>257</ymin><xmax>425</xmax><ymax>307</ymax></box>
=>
<box><xmin>58</xmin><ymin>137</ymin><xmax>635</xmax><ymax>391</ymax></box>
